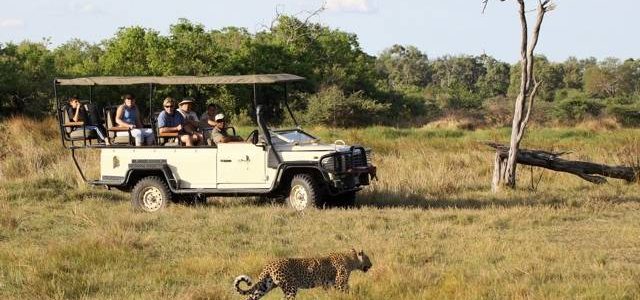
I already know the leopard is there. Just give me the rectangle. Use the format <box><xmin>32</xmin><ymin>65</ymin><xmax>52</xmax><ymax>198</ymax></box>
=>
<box><xmin>233</xmin><ymin>249</ymin><xmax>372</xmax><ymax>299</ymax></box>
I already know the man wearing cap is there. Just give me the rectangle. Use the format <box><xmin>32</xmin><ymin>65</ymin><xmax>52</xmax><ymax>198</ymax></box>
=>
<box><xmin>177</xmin><ymin>98</ymin><xmax>203</xmax><ymax>146</ymax></box>
<box><xmin>211</xmin><ymin>113</ymin><xmax>243</xmax><ymax>144</ymax></box>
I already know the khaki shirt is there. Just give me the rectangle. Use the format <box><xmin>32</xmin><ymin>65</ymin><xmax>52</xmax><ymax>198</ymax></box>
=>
<box><xmin>211</xmin><ymin>127</ymin><xmax>229</xmax><ymax>143</ymax></box>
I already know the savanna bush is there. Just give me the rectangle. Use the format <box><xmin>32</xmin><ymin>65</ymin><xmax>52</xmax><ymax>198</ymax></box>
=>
<box><xmin>304</xmin><ymin>85</ymin><xmax>389</xmax><ymax>127</ymax></box>
<box><xmin>553</xmin><ymin>97</ymin><xmax>605</xmax><ymax>121</ymax></box>
<box><xmin>607</xmin><ymin>104</ymin><xmax>640</xmax><ymax>127</ymax></box>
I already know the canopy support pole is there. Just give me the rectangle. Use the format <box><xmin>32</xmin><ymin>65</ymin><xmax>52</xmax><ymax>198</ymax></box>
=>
<box><xmin>148</xmin><ymin>83</ymin><xmax>154</xmax><ymax>123</ymax></box>
<box><xmin>71</xmin><ymin>147</ymin><xmax>88</xmax><ymax>183</ymax></box>
<box><xmin>283</xmin><ymin>83</ymin><xmax>299</xmax><ymax>127</ymax></box>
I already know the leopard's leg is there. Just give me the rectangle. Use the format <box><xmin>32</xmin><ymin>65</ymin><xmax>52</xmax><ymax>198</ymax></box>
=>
<box><xmin>279</xmin><ymin>283</ymin><xmax>298</xmax><ymax>300</ymax></box>
<box><xmin>334</xmin><ymin>270</ymin><xmax>350</xmax><ymax>292</ymax></box>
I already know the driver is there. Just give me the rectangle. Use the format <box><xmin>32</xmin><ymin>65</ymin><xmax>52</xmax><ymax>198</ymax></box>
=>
<box><xmin>211</xmin><ymin>113</ymin><xmax>243</xmax><ymax>144</ymax></box>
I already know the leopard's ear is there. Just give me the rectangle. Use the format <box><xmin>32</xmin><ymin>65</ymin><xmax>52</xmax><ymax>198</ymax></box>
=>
<box><xmin>350</xmin><ymin>248</ymin><xmax>357</xmax><ymax>255</ymax></box>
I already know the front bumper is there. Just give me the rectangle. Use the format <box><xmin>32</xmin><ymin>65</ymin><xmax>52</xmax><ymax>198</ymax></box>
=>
<box><xmin>319</xmin><ymin>146</ymin><xmax>377</xmax><ymax>191</ymax></box>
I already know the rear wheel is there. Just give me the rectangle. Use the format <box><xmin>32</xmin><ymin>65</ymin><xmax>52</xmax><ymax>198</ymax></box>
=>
<box><xmin>131</xmin><ymin>176</ymin><xmax>171</xmax><ymax>212</ymax></box>
<box><xmin>287</xmin><ymin>174</ymin><xmax>323</xmax><ymax>211</ymax></box>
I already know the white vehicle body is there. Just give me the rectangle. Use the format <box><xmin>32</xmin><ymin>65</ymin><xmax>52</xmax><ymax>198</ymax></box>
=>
<box><xmin>98</xmin><ymin>129</ymin><xmax>373</xmax><ymax>195</ymax></box>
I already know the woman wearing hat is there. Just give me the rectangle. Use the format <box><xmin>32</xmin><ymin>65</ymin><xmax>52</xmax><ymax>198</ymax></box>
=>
<box><xmin>114</xmin><ymin>94</ymin><xmax>155</xmax><ymax>146</ymax></box>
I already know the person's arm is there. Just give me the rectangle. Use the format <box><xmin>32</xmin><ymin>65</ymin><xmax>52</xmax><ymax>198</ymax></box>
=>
<box><xmin>159</xmin><ymin>124</ymin><xmax>182</xmax><ymax>134</ymax></box>
<box><xmin>72</xmin><ymin>105</ymin><xmax>81</xmax><ymax>122</ymax></box>
<box><xmin>135</xmin><ymin>109</ymin><xmax>143</xmax><ymax>128</ymax></box>
<box><xmin>207</xmin><ymin>118</ymin><xmax>217</xmax><ymax>127</ymax></box>
<box><xmin>158</xmin><ymin>113</ymin><xmax>181</xmax><ymax>133</ymax></box>
<box><xmin>199</xmin><ymin>113</ymin><xmax>210</xmax><ymax>128</ymax></box>
<box><xmin>188</xmin><ymin>113</ymin><xmax>199</xmax><ymax>128</ymax></box>
<box><xmin>115</xmin><ymin>105</ymin><xmax>131</xmax><ymax>128</ymax></box>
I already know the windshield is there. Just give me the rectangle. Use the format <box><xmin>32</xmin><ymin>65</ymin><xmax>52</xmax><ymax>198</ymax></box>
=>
<box><xmin>270</xmin><ymin>129</ymin><xmax>317</xmax><ymax>145</ymax></box>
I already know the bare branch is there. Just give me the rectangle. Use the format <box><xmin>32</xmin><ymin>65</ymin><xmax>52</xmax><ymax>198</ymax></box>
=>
<box><xmin>516</xmin><ymin>79</ymin><xmax>541</xmax><ymax>142</ymax></box>
<box><xmin>482</xmin><ymin>0</ymin><xmax>489</xmax><ymax>13</ymax></box>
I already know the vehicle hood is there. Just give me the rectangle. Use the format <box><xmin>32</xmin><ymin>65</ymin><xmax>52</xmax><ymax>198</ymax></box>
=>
<box><xmin>273</xmin><ymin>143</ymin><xmax>351</xmax><ymax>153</ymax></box>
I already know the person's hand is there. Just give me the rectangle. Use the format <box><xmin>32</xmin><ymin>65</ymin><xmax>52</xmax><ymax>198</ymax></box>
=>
<box><xmin>176</xmin><ymin>124</ymin><xmax>182</xmax><ymax>131</ymax></box>
<box><xmin>129</xmin><ymin>124</ymin><xmax>135</xmax><ymax>129</ymax></box>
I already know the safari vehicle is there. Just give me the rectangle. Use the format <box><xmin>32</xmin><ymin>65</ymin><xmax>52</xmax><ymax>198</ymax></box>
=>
<box><xmin>54</xmin><ymin>74</ymin><xmax>376</xmax><ymax>212</ymax></box>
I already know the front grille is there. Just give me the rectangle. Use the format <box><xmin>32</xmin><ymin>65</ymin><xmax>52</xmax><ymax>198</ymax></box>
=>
<box><xmin>352</xmin><ymin>149</ymin><xmax>367</xmax><ymax>167</ymax></box>
<box><xmin>320</xmin><ymin>147</ymin><xmax>368</xmax><ymax>173</ymax></box>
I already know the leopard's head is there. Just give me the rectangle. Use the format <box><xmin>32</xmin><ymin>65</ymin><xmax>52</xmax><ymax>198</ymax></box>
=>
<box><xmin>352</xmin><ymin>249</ymin><xmax>372</xmax><ymax>272</ymax></box>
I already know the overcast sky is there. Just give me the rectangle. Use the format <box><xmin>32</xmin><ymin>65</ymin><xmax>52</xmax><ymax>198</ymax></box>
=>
<box><xmin>1</xmin><ymin>0</ymin><xmax>638</xmax><ymax>63</ymax></box>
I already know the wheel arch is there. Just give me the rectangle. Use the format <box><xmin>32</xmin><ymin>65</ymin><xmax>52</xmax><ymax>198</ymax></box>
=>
<box><xmin>124</xmin><ymin>165</ymin><xmax>177</xmax><ymax>192</ymax></box>
<box><xmin>274</xmin><ymin>165</ymin><xmax>328</xmax><ymax>195</ymax></box>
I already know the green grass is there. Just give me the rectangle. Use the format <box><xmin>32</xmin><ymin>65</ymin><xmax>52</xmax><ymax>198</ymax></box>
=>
<box><xmin>2</xmin><ymin>117</ymin><xmax>640</xmax><ymax>299</ymax></box>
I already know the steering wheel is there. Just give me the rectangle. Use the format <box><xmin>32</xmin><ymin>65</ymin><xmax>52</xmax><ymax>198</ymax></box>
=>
<box><xmin>246</xmin><ymin>129</ymin><xmax>259</xmax><ymax>144</ymax></box>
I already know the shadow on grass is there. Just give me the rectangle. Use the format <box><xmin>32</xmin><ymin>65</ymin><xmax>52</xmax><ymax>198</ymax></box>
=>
<box><xmin>0</xmin><ymin>178</ymin><xmax>129</xmax><ymax>203</ymax></box>
<box><xmin>355</xmin><ymin>190</ymin><xmax>640</xmax><ymax>210</ymax></box>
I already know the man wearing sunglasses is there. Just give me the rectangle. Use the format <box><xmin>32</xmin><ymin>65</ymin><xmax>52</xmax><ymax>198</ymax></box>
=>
<box><xmin>158</xmin><ymin>97</ymin><xmax>199</xmax><ymax>146</ymax></box>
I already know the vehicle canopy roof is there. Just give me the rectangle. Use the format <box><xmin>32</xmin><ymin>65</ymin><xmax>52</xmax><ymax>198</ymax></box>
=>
<box><xmin>55</xmin><ymin>73</ymin><xmax>305</xmax><ymax>86</ymax></box>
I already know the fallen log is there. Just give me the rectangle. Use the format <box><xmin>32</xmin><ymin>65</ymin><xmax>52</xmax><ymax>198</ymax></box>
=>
<box><xmin>486</xmin><ymin>142</ymin><xmax>637</xmax><ymax>184</ymax></box>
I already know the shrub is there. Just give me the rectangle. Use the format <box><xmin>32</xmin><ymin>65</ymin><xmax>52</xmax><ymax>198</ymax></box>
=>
<box><xmin>482</xmin><ymin>96</ymin><xmax>513</xmax><ymax>127</ymax></box>
<box><xmin>553</xmin><ymin>97</ymin><xmax>605</xmax><ymax>122</ymax></box>
<box><xmin>554</xmin><ymin>88</ymin><xmax>586</xmax><ymax>102</ymax></box>
<box><xmin>303</xmin><ymin>86</ymin><xmax>389</xmax><ymax>127</ymax></box>
<box><xmin>607</xmin><ymin>104</ymin><xmax>640</xmax><ymax>127</ymax></box>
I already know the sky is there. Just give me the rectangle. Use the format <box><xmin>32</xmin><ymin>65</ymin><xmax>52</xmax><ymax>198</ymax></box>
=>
<box><xmin>0</xmin><ymin>0</ymin><xmax>638</xmax><ymax>63</ymax></box>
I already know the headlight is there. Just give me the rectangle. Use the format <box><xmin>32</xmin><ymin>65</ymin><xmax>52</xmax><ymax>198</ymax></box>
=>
<box><xmin>321</xmin><ymin>156</ymin><xmax>336</xmax><ymax>172</ymax></box>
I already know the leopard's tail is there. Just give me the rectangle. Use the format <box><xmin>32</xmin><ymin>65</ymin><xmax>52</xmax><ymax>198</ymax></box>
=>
<box><xmin>233</xmin><ymin>275</ymin><xmax>255</xmax><ymax>295</ymax></box>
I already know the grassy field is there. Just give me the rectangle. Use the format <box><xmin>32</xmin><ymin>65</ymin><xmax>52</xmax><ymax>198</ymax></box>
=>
<box><xmin>1</xmin><ymin>117</ymin><xmax>640</xmax><ymax>299</ymax></box>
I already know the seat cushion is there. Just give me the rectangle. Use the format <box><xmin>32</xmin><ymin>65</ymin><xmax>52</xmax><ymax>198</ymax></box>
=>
<box><xmin>111</xmin><ymin>136</ymin><xmax>131</xmax><ymax>144</ymax></box>
<box><xmin>69</xmin><ymin>129</ymin><xmax>98</xmax><ymax>140</ymax></box>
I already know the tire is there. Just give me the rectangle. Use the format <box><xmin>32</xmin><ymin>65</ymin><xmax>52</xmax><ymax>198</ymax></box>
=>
<box><xmin>286</xmin><ymin>174</ymin><xmax>323</xmax><ymax>211</ymax></box>
<box><xmin>131</xmin><ymin>176</ymin><xmax>171</xmax><ymax>212</ymax></box>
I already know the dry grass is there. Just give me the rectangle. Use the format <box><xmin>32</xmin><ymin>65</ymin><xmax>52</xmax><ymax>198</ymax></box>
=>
<box><xmin>1</xmin><ymin>117</ymin><xmax>640</xmax><ymax>299</ymax></box>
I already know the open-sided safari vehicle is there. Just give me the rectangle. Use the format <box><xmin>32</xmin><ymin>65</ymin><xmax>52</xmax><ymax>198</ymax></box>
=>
<box><xmin>54</xmin><ymin>74</ymin><xmax>377</xmax><ymax>212</ymax></box>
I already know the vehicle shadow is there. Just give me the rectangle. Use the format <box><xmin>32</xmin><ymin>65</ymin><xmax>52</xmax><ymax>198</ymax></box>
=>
<box><xmin>353</xmin><ymin>190</ymin><xmax>640</xmax><ymax>210</ymax></box>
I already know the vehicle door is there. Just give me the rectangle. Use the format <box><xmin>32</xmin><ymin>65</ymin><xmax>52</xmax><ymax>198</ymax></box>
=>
<box><xmin>216</xmin><ymin>143</ymin><xmax>267</xmax><ymax>185</ymax></box>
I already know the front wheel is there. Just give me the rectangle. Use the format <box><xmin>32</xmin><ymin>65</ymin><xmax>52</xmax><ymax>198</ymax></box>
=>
<box><xmin>131</xmin><ymin>176</ymin><xmax>171</xmax><ymax>212</ymax></box>
<box><xmin>287</xmin><ymin>174</ymin><xmax>324</xmax><ymax>211</ymax></box>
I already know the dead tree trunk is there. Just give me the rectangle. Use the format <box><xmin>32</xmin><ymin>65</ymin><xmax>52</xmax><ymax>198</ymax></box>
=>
<box><xmin>489</xmin><ymin>0</ymin><xmax>555</xmax><ymax>192</ymax></box>
<box><xmin>487</xmin><ymin>143</ymin><xmax>637</xmax><ymax>184</ymax></box>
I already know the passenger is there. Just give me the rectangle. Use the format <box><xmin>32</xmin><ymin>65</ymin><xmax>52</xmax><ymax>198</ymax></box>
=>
<box><xmin>115</xmin><ymin>94</ymin><xmax>155</xmax><ymax>146</ymax></box>
<box><xmin>200</xmin><ymin>103</ymin><xmax>218</xmax><ymax>144</ymax></box>
<box><xmin>200</xmin><ymin>103</ymin><xmax>218</xmax><ymax>129</ymax></box>
<box><xmin>157</xmin><ymin>97</ymin><xmax>198</xmax><ymax>147</ymax></box>
<box><xmin>211</xmin><ymin>113</ymin><xmax>243</xmax><ymax>144</ymax></box>
<box><xmin>176</xmin><ymin>98</ymin><xmax>203</xmax><ymax>145</ymax></box>
<box><xmin>67</xmin><ymin>96</ymin><xmax>109</xmax><ymax>145</ymax></box>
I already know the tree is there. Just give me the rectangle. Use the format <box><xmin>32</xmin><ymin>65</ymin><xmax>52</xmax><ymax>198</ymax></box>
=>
<box><xmin>0</xmin><ymin>41</ymin><xmax>55</xmax><ymax>115</ymax></box>
<box><xmin>376</xmin><ymin>44</ymin><xmax>431</xmax><ymax>88</ymax></box>
<box><xmin>489</xmin><ymin>0</ymin><xmax>555</xmax><ymax>191</ymax></box>
<box><xmin>508</xmin><ymin>55</ymin><xmax>563</xmax><ymax>101</ymax></box>
<box><xmin>476</xmin><ymin>54</ymin><xmax>511</xmax><ymax>97</ymax></box>
<box><xmin>583</xmin><ymin>59</ymin><xmax>619</xmax><ymax>98</ymax></box>
<box><xmin>100</xmin><ymin>26</ymin><xmax>162</xmax><ymax>75</ymax></box>
<box><xmin>53</xmin><ymin>39</ymin><xmax>103</xmax><ymax>77</ymax></box>
<box><xmin>431</xmin><ymin>55</ymin><xmax>485</xmax><ymax>92</ymax></box>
